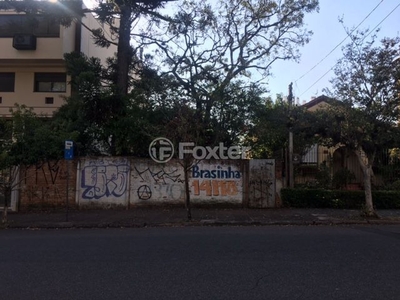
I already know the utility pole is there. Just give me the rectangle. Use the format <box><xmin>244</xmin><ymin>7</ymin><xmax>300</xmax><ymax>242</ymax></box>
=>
<box><xmin>288</xmin><ymin>83</ymin><xmax>294</xmax><ymax>188</ymax></box>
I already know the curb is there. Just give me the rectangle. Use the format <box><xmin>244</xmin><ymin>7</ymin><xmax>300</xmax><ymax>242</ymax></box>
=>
<box><xmin>4</xmin><ymin>218</ymin><xmax>400</xmax><ymax>229</ymax></box>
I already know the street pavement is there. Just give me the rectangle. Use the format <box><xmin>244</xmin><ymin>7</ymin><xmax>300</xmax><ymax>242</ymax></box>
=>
<box><xmin>3</xmin><ymin>207</ymin><xmax>400</xmax><ymax>229</ymax></box>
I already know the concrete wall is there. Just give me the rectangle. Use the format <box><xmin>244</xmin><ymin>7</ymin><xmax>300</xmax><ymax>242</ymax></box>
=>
<box><xmin>248</xmin><ymin>159</ymin><xmax>275</xmax><ymax>208</ymax></box>
<box><xmin>190</xmin><ymin>160</ymin><xmax>245</xmax><ymax>205</ymax></box>
<box><xmin>130</xmin><ymin>159</ymin><xmax>246</xmax><ymax>206</ymax></box>
<box><xmin>77</xmin><ymin>157</ymin><xmax>130</xmax><ymax>207</ymax></box>
<box><xmin>17</xmin><ymin>157</ymin><xmax>278</xmax><ymax>209</ymax></box>
<box><xmin>130</xmin><ymin>159</ymin><xmax>185</xmax><ymax>206</ymax></box>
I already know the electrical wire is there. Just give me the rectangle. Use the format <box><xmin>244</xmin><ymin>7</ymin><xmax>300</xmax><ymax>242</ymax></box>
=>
<box><xmin>363</xmin><ymin>2</ymin><xmax>400</xmax><ymax>40</ymax></box>
<box><xmin>295</xmin><ymin>0</ymin><xmax>384</xmax><ymax>84</ymax></box>
<box><xmin>299</xmin><ymin>1</ymin><xmax>400</xmax><ymax>98</ymax></box>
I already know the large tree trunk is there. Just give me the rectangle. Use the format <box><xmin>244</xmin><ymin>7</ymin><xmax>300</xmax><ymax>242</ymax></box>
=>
<box><xmin>117</xmin><ymin>5</ymin><xmax>132</xmax><ymax>96</ymax></box>
<box><xmin>355</xmin><ymin>148</ymin><xmax>378</xmax><ymax>217</ymax></box>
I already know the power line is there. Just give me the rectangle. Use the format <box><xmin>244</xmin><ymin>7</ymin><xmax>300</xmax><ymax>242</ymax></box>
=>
<box><xmin>363</xmin><ymin>2</ymin><xmax>400</xmax><ymax>39</ymax></box>
<box><xmin>295</xmin><ymin>0</ymin><xmax>384</xmax><ymax>83</ymax></box>
<box><xmin>299</xmin><ymin>1</ymin><xmax>400</xmax><ymax>98</ymax></box>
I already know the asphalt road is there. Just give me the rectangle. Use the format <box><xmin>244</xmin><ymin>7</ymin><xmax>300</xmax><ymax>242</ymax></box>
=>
<box><xmin>1</xmin><ymin>225</ymin><xmax>400</xmax><ymax>300</ymax></box>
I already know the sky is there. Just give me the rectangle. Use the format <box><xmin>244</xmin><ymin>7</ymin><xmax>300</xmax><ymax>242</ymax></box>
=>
<box><xmin>84</xmin><ymin>0</ymin><xmax>400</xmax><ymax>104</ymax></box>
<box><xmin>266</xmin><ymin>0</ymin><xmax>400</xmax><ymax>104</ymax></box>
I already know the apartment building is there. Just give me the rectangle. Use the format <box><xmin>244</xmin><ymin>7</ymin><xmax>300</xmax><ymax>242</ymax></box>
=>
<box><xmin>0</xmin><ymin>1</ymin><xmax>117</xmax><ymax>117</ymax></box>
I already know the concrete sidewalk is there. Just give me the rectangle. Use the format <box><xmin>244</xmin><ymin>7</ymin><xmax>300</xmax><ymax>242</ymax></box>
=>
<box><xmin>3</xmin><ymin>207</ymin><xmax>400</xmax><ymax>229</ymax></box>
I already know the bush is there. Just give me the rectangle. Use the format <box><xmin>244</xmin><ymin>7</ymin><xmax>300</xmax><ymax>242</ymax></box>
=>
<box><xmin>281</xmin><ymin>188</ymin><xmax>400</xmax><ymax>209</ymax></box>
<box><xmin>372</xmin><ymin>191</ymin><xmax>400</xmax><ymax>209</ymax></box>
<box><xmin>386</xmin><ymin>180</ymin><xmax>400</xmax><ymax>191</ymax></box>
<box><xmin>332</xmin><ymin>168</ymin><xmax>356</xmax><ymax>190</ymax></box>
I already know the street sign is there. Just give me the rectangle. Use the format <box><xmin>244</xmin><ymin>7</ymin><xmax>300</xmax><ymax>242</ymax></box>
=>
<box><xmin>64</xmin><ymin>140</ymin><xmax>74</xmax><ymax>160</ymax></box>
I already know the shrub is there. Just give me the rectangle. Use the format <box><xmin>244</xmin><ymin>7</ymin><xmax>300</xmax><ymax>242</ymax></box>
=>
<box><xmin>281</xmin><ymin>188</ymin><xmax>400</xmax><ymax>209</ymax></box>
<box><xmin>332</xmin><ymin>168</ymin><xmax>356</xmax><ymax>190</ymax></box>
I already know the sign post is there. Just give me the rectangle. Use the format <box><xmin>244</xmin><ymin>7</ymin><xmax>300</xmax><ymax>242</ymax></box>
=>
<box><xmin>64</xmin><ymin>141</ymin><xmax>74</xmax><ymax>222</ymax></box>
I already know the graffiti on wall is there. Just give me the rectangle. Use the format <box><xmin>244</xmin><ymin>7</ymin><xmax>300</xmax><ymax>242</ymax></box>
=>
<box><xmin>249</xmin><ymin>160</ymin><xmax>275</xmax><ymax>208</ymax></box>
<box><xmin>132</xmin><ymin>162</ymin><xmax>242</xmax><ymax>202</ymax></box>
<box><xmin>191</xmin><ymin>180</ymin><xmax>238</xmax><ymax>196</ymax></box>
<box><xmin>24</xmin><ymin>160</ymin><xmax>68</xmax><ymax>185</ymax></box>
<box><xmin>132</xmin><ymin>165</ymin><xmax>185</xmax><ymax>201</ymax></box>
<box><xmin>191</xmin><ymin>164</ymin><xmax>241</xmax><ymax>197</ymax></box>
<box><xmin>135</xmin><ymin>166</ymin><xmax>184</xmax><ymax>184</ymax></box>
<box><xmin>21</xmin><ymin>161</ymin><xmax>70</xmax><ymax>205</ymax></box>
<box><xmin>81</xmin><ymin>159</ymin><xmax>129</xmax><ymax>200</ymax></box>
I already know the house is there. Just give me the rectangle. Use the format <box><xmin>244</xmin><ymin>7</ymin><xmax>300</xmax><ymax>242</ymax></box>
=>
<box><xmin>0</xmin><ymin>0</ymin><xmax>117</xmax><ymax>118</ymax></box>
<box><xmin>297</xmin><ymin>95</ymin><xmax>364</xmax><ymax>190</ymax></box>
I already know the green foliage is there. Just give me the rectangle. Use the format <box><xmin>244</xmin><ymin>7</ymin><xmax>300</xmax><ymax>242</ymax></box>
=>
<box><xmin>314</xmin><ymin>163</ymin><xmax>332</xmax><ymax>189</ymax></box>
<box><xmin>2</xmin><ymin>0</ymin><xmax>322</xmax><ymax>160</ymax></box>
<box><xmin>55</xmin><ymin>52</ymin><xmax>141</xmax><ymax>156</ymax></box>
<box><xmin>332</xmin><ymin>168</ymin><xmax>356</xmax><ymax>190</ymax></box>
<box><xmin>1</xmin><ymin>105</ymin><xmax>70</xmax><ymax>169</ymax></box>
<box><xmin>385</xmin><ymin>180</ymin><xmax>400</xmax><ymax>191</ymax></box>
<box><xmin>315</xmin><ymin>32</ymin><xmax>400</xmax><ymax>214</ymax></box>
<box><xmin>0</xmin><ymin>104</ymin><xmax>74</xmax><ymax>211</ymax></box>
<box><xmin>249</xmin><ymin>97</ymin><xmax>321</xmax><ymax>158</ymax></box>
<box><xmin>136</xmin><ymin>0</ymin><xmax>319</xmax><ymax>151</ymax></box>
<box><xmin>373</xmin><ymin>153</ymin><xmax>400</xmax><ymax>186</ymax></box>
<box><xmin>282</xmin><ymin>188</ymin><xmax>400</xmax><ymax>209</ymax></box>
<box><xmin>324</xmin><ymin>33</ymin><xmax>400</xmax><ymax>154</ymax></box>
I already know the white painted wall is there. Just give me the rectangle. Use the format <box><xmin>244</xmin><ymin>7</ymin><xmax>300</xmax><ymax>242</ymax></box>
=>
<box><xmin>130</xmin><ymin>159</ymin><xmax>185</xmax><ymax>205</ymax></box>
<box><xmin>80</xmin><ymin>12</ymin><xmax>117</xmax><ymax>65</ymax></box>
<box><xmin>75</xmin><ymin>158</ymin><xmax>273</xmax><ymax>208</ymax></box>
<box><xmin>248</xmin><ymin>159</ymin><xmax>276</xmax><ymax>208</ymax></box>
<box><xmin>190</xmin><ymin>160</ymin><xmax>244</xmax><ymax>204</ymax></box>
<box><xmin>77</xmin><ymin>157</ymin><xmax>130</xmax><ymax>207</ymax></box>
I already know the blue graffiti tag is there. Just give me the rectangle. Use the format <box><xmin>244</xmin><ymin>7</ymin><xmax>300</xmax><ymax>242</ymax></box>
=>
<box><xmin>81</xmin><ymin>164</ymin><xmax>129</xmax><ymax>200</ymax></box>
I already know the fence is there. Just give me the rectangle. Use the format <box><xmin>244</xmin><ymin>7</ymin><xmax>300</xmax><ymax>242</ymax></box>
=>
<box><xmin>293</xmin><ymin>145</ymin><xmax>400</xmax><ymax>190</ymax></box>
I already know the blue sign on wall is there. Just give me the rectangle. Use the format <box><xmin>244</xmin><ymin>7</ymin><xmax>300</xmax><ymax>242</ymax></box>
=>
<box><xmin>64</xmin><ymin>140</ymin><xmax>74</xmax><ymax>160</ymax></box>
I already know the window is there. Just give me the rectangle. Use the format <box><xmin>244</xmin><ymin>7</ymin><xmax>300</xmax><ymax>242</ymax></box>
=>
<box><xmin>45</xmin><ymin>97</ymin><xmax>54</xmax><ymax>104</ymax></box>
<box><xmin>0</xmin><ymin>15</ymin><xmax>59</xmax><ymax>37</ymax></box>
<box><xmin>0</xmin><ymin>73</ymin><xmax>15</xmax><ymax>92</ymax></box>
<box><xmin>0</xmin><ymin>97</ymin><xmax>2</xmax><ymax>104</ymax></box>
<box><xmin>302</xmin><ymin>144</ymin><xmax>318</xmax><ymax>164</ymax></box>
<box><xmin>34</xmin><ymin>73</ymin><xmax>66</xmax><ymax>92</ymax></box>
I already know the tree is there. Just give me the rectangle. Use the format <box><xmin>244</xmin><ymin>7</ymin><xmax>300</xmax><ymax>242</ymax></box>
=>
<box><xmin>0</xmin><ymin>106</ymin><xmax>74</xmax><ymax>224</ymax></box>
<box><xmin>136</xmin><ymin>0</ymin><xmax>319</xmax><ymax>144</ymax></box>
<box><xmin>54</xmin><ymin>52</ymin><xmax>134</xmax><ymax>156</ymax></box>
<box><xmin>1</xmin><ymin>0</ymin><xmax>173</xmax><ymax>154</ymax></box>
<box><xmin>163</xmin><ymin>104</ymin><xmax>202</xmax><ymax>221</ymax></box>
<box><xmin>248</xmin><ymin>95</ymin><xmax>319</xmax><ymax>159</ymax></box>
<box><xmin>322</xmin><ymin>31</ymin><xmax>400</xmax><ymax>216</ymax></box>
<box><xmin>0</xmin><ymin>0</ymin><xmax>171</xmax><ymax>95</ymax></box>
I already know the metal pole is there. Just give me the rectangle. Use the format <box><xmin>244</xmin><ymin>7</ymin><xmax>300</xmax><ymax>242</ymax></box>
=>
<box><xmin>288</xmin><ymin>83</ymin><xmax>294</xmax><ymax>188</ymax></box>
<box><xmin>289</xmin><ymin>132</ymin><xmax>294</xmax><ymax>188</ymax></box>
<box><xmin>66</xmin><ymin>160</ymin><xmax>69</xmax><ymax>222</ymax></box>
